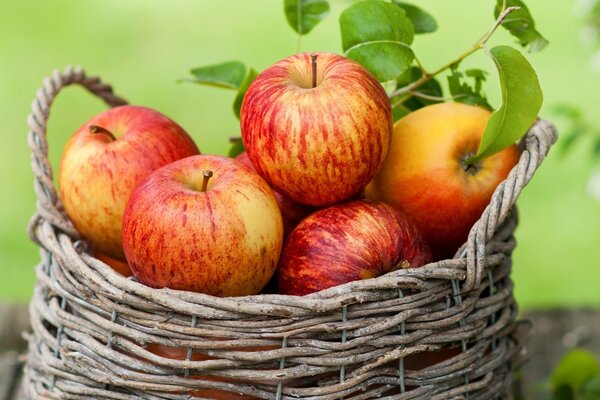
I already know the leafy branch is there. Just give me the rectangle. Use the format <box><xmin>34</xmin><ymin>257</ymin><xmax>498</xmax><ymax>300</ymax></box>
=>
<box><xmin>184</xmin><ymin>0</ymin><xmax>546</xmax><ymax>163</ymax></box>
<box><xmin>387</xmin><ymin>6</ymin><xmax>520</xmax><ymax>99</ymax></box>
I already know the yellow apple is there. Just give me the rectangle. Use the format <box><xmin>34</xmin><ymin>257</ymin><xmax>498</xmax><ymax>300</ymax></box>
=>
<box><xmin>365</xmin><ymin>103</ymin><xmax>520</xmax><ymax>259</ymax></box>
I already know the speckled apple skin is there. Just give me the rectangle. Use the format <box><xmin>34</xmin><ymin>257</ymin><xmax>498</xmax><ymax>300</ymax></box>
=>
<box><xmin>241</xmin><ymin>52</ymin><xmax>392</xmax><ymax>207</ymax></box>
<box><xmin>122</xmin><ymin>155</ymin><xmax>283</xmax><ymax>297</ymax></box>
<box><xmin>278</xmin><ymin>200</ymin><xmax>432</xmax><ymax>296</ymax></box>
<box><xmin>235</xmin><ymin>152</ymin><xmax>316</xmax><ymax>237</ymax></box>
<box><xmin>59</xmin><ymin>105</ymin><xmax>199</xmax><ymax>260</ymax></box>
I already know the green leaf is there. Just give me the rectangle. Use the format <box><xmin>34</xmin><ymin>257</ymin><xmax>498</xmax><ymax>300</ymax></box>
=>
<box><xmin>495</xmin><ymin>0</ymin><xmax>549</xmax><ymax>53</ymax></box>
<box><xmin>392</xmin><ymin>1</ymin><xmax>437</xmax><ymax>34</ymax></box>
<box><xmin>284</xmin><ymin>0</ymin><xmax>330</xmax><ymax>35</ymax></box>
<box><xmin>233</xmin><ymin>68</ymin><xmax>258</xmax><ymax>119</ymax></box>
<box><xmin>447</xmin><ymin>68</ymin><xmax>492</xmax><ymax>110</ymax></box>
<box><xmin>188</xmin><ymin>61</ymin><xmax>247</xmax><ymax>90</ymax></box>
<box><xmin>392</xmin><ymin>101</ymin><xmax>412</xmax><ymax>122</ymax></box>
<box><xmin>340</xmin><ymin>0</ymin><xmax>415</xmax><ymax>81</ymax></box>
<box><xmin>551</xmin><ymin>349</ymin><xmax>600</xmax><ymax>393</ymax></box>
<box><xmin>465</xmin><ymin>69</ymin><xmax>488</xmax><ymax>92</ymax></box>
<box><xmin>228</xmin><ymin>137</ymin><xmax>245</xmax><ymax>158</ymax></box>
<box><xmin>393</xmin><ymin>67</ymin><xmax>443</xmax><ymax>120</ymax></box>
<box><xmin>471</xmin><ymin>46</ymin><xmax>543</xmax><ymax>162</ymax></box>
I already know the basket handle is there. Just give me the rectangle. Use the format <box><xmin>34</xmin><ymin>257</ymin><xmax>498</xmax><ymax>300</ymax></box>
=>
<box><xmin>462</xmin><ymin>119</ymin><xmax>558</xmax><ymax>292</ymax></box>
<box><xmin>27</xmin><ymin>66</ymin><xmax>128</xmax><ymax>241</ymax></box>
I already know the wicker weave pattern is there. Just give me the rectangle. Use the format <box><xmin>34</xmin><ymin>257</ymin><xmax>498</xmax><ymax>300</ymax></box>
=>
<box><xmin>23</xmin><ymin>67</ymin><xmax>557</xmax><ymax>399</ymax></box>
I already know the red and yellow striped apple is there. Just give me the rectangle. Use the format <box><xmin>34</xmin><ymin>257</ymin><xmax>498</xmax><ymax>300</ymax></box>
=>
<box><xmin>278</xmin><ymin>200</ymin><xmax>432</xmax><ymax>296</ymax></box>
<box><xmin>235</xmin><ymin>152</ymin><xmax>315</xmax><ymax>237</ymax></box>
<box><xmin>59</xmin><ymin>105</ymin><xmax>199</xmax><ymax>260</ymax></box>
<box><xmin>121</xmin><ymin>155</ymin><xmax>283</xmax><ymax>296</ymax></box>
<box><xmin>365</xmin><ymin>103</ymin><xmax>520</xmax><ymax>259</ymax></box>
<box><xmin>240</xmin><ymin>52</ymin><xmax>392</xmax><ymax>207</ymax></box>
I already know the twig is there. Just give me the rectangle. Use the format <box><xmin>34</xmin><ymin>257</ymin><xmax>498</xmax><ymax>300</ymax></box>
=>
<box><xmin>388</xmin><ymin>6</ymin><xmax>520</xmax><ymax>99</ymax></box>
<box><xmin>413</xmin><ymin>54</ymin><xmax>430</xmax><ymax>77</ymax></box>
<box><xmin>411</xmin><ymin>92</ymin><xmax>454</xmax><ymax>101</ymax></box>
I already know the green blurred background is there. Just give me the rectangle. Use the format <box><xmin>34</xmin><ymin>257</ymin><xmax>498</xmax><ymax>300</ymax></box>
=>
<box><xmin>0</xmin><ymin>0</ymin><xmax>598</xmax><ymax>308</ymax></box>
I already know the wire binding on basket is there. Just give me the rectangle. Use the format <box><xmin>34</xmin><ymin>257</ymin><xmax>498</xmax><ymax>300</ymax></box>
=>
<box><xmin>22</xmin><ymin>66</ymin><xmax>557</xmax><ymax>399</ymax></box>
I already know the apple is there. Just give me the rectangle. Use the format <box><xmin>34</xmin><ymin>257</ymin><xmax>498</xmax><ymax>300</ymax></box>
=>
<box><xmin>278</xmin><ymin>200</ymin><xmax>432</xmax><ymax>296</ymax></box>
<box><xmin>121</xmin><ymin>155</ymin><xmax>283</xmax><ymax>296</ymax></box>
<box><xmin>145</xmin><ymin>344</ymin><xmax>258</xmax><ymax>399</ymax></box>
<box><xmin>93</xmin><ymin>249</ymin><xmax>132</xmax><ymax>277</ymax></box>
<box><xmin>365</xmin><ymin>103</ymin><xmax>520</xmax><ymax>259</ymax></box>
<box><xmin>404</xmin><ymin>347</ymin><xmax>462</xmax><ymax>370</ymax></box>
<box><xmin>234</xmin><ymin>152</ymin><xmax>316</xmax><ymax>236</ymax></box>
<box><xmin>145</xmin><ymin>342</ymin><xmax>290</xmax><ymax>399</ymax></box>
<box><xmin>240</xmin><ymin>52</ymin><xmax>392</xmax><ymax>207</ymax></box>
<box><xmin>59</xmin><ymin>105</ymin><xmax>200</xmax><ymax>260</ymax></box>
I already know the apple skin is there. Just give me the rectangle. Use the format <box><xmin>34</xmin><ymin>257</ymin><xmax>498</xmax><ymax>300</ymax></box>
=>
<box><xmin>145</xmin><ymin>344</ymin><xmax>261</xmax><ymax>399</ymax></box>
<box><xmin>240</xmin><ymin>52</ymin><xmax>392</xmax><ymax>207</ymax></box>
<box><xmin>144</xmin><ymin>342</ymin><xmax>290</xmax><ymax>399</ymax></box>
<box><xmin>235</xmin><ymin>152</ymin><xmax>316</xmax><ymax>237</ymax></box>
<box><xmin>93</xmin><ymin>249</ymin><xmax>133</xmax><ymax>277</ymax></box>
<box><xmin>59</xmin><ymin>105</ymin><xmax>200</xmax><ymax>260</ymax></box>
<box><xmin>365</xmin><ymin>103</ymin><xmax>521</xmax><ymax>260</ymax></box>
<box><xmin>278</xmin><ymin>200</ymin><xmax>432</xmax><ymax>296</ymax></box>
<box><xmin>121</xmin><ymin>155</ymin><xmax>283</xmax><ymax>296</ymax></box>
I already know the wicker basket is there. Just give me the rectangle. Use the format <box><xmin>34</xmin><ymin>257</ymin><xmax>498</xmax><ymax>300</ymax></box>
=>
<box><xmin>23</xmin><ymin>67</ymin><xmax>557</xmax><ymax>400</ymax></box>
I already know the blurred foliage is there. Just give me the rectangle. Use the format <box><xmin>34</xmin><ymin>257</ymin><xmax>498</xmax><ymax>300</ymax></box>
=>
<box><xmin>554</xmin><ymin>104</ymin><xmax>600</xmax><ymax>159</ymax></box>
<box><xmin>533</xmin><ymin>349</ymin><xmax>600</xmax><ymax>400</ymax></box>
<box><xmin>578</xmin><ymin>0</ymin><xmax>600</xmax><ymax>49</ymax></box>
<box><xmin>552</xmin><ymin>0</ymin><xmax>600</xmax><ymax>202</ymax></box>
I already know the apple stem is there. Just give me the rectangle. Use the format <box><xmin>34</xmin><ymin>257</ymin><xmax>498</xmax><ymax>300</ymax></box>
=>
<box><xmin>461</xmin><ymin>153</ymin><xmax>483</xmax><ymax>175</ymax></box>
<box><xmin>200</xmin><ymin>170</ymin><xmax>213</xmax><ymax>192</ymax></box>
<box><xmin>390</xmin><ymin>260</ymin><xmax>410</xmax><ymax>272</ymax></box>
<box><xmin>89</xmin><ymin>125</ymin><xmax>117</xmax><ymax>141</ymax></box>
<box><xmin>310</xmin><ymin>52</ymin><xmax>318</xmax><ymax>88</ymax></box>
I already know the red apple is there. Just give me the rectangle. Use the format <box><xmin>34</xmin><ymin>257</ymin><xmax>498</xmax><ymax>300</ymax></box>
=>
<box><xmin>278</xmin><ymin>200</ymin><xmax>432</xmax><ymax>296</ymax></box>
<box><xmin>59</xmin><ymin>105</ymin><xmax>200</xmax><ymax>260</ymax></box>
<box><xmin>93</xmin><ymin>249</ymin><xmax>133</xmax><ymax>277</ymax></box>
<box><xmin>145</xmin><ymin>343</ymin><xmax>281</xmax><ymax>399</ymax></box>
<box><xmin>235</xmin><ymin>152</ymin><xmax>315</xmax><ymax>236</ymax></box>
<box><xmin>121</xmin><ymin>155</ymin><xmax>283</xmax><ymax>296</ymax></box>
<box><xmin>240</xmin><ymin>52</ymin><xmax>392</xmax><ymax>207</ymax></box>
<box><xmin>145</xmin><ymin>344</ymin><xmax>257</xmax><ymax>399</ymax></box>
<box><xmin>365</xmin><ymin>103</ymin><xmax>521</xmax><ymax>259</ymax></box>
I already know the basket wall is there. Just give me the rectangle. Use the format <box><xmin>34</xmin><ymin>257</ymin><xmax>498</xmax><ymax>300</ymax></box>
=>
<box><xmin>22</xmin><ymin>67</ymin><xmax>557</xmax><ymax>400</ymax></box>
